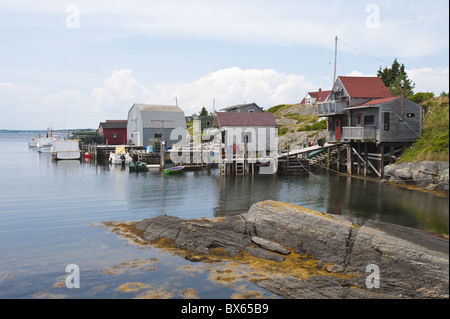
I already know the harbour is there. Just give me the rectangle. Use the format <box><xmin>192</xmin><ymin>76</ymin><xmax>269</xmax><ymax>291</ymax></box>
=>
<box><xmin>0</xmin><ymin>131</ymin><xmax>448</xmax><ymax>299</ymax></box>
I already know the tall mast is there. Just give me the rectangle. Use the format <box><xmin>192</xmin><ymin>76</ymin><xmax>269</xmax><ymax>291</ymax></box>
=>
<box><xmin>333</xmin><ymin>36</ymin><xmax>338</xmax><ymax>87</ymax></box>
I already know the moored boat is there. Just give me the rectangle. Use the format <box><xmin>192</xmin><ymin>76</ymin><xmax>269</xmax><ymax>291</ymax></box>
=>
<box><xmin>109</xmin><ymin>146</ymin><xmax>133</xmax><ymax>165</ymax></box>
<box><xmin>163</xmin><ymin>166</ymin><xmax>184</xmax><ymax>174</ymax></box>
<box><xmin>51</xmin><ymin>140</ymin><xmax>81</xmax><ymax>160</ymax></box>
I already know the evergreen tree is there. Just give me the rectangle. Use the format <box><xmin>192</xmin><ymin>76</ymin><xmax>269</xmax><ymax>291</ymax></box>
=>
<box><xmin>199</xmin><ymin>106</ymin><xmax>208</xmax><ymax>117</ymax></box>
<box><xmin>377</xmin><ymin>58</ymin><xmax>415</xmax><ymax>96</ymax></box>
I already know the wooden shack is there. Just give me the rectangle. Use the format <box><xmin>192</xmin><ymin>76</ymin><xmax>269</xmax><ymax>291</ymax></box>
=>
<box><xmin>214</xmin><ymin>112</ymin><xmax>278</xmax><ymax>175</ymax></box>
<box><xmin>317</xmin><ymin>76</ymin><xmax>422</xmax><ymax>177</ymax></box>
<box><xmin>99</xmin><ymin>120</ymin><xmax>127</xmax><ymax>145</ymax></box>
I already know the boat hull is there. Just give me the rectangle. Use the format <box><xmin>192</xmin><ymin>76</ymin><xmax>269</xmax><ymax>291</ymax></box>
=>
<box><xmin>163</xmin><ymin>166</ymin><xmax>184</xmax><ymax>174</ymax></box>
<box><xmin>53</xmin><ymin>151</ymin><xmax>81</xmax><ymax>160</ymax></box>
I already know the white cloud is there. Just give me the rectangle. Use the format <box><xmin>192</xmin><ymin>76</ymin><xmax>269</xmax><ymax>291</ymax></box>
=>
<box><xmin>407</xmin><ymin>67</ymin><xmax>450</xmax><ymax>94</ymax></box>
<box><xmin>2</xmin><ymin>64</ymin><xmax>448</xmax><ymax>130</ymax></box>
<box><xmin>144</xmin><ymin>67</ymin><xmax>317</xmax><ymax>115</ymax></box>
<box><xmin>0</xmin><ymin>67</ymin><xmax>318</xmax><ymax>129</ymax></box>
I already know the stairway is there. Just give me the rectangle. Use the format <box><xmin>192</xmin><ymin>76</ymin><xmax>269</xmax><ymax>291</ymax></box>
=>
<box><xmin>308</xmin><ymin>146</ymin><xmax>344</xmax><ymax>168</ymax></box>
<box><xmin>235</xmin><ymin>162</ymin><xmax>245</xmax><ymax>175</ymax></box>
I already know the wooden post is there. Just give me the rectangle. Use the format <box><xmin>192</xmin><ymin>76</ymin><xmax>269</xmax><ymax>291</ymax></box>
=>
<box><xmin>364</xmin><ymin>143</ymin><xmax>368</xmax><ymax>176</ymax></box>
<box><xmin>337</xmin><ymin>146</ymin><xmax>341</xmax><ymax>172</ymax></box>
<box><xmin>286</xmin><ymin>145</ymin><xmax>290</xmax><ymax>171</ymax></box>
<box><xmin>357</xmin><ymin>142</ymin><xmax>361</xmax><ymax>175</ymax></box>
<box><xmin>390</xmin><ymin>145</ymin><xmax>395</xmax><ymax>164</ymax></box>
<box><xmin>327</xmin><ymin>147</ymin><xmax>331</xmax><ymax>171</ymax></box>
<box><xmin>160</xmin><ymin>141</ymin><xmax>165</xmax><ymax>169</ymax></box>
<box><xmin>347</xmin><ymin>143</ymin><xmax>352</xmax><ymax>175</ymax></box>
<box><xmin>379</xmin><ymin>145</ymin><xmax>384</xmax><ymax>176</ymax></box>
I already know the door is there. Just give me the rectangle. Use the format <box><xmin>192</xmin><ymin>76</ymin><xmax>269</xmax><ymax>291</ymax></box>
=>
<box><xmin>335</xmin><ymin>119</ymin><xmax>341</xmax><ymax>141</ymax></box>
<box><xmin>356</xmin><ymin>114</ymin><xmax>362</xmax><ymax>127</ymax></box>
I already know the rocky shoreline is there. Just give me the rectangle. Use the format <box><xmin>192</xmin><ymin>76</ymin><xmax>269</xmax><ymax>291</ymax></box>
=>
<box><xmin>383</xmin><ymin>161</ymin><xmax>449</xmax><ymax>194</ymax></box>
<box><xmin>130</xmin><ymin>200</ymin><xmax>449</xmax><ymax>299</ymax></box>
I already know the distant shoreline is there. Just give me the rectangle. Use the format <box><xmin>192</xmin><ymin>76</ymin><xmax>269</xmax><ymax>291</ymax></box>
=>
<box><xmin>0</xmin><ymin>129</ymin><xmax>93</xmax><ymax>133</ymax></box>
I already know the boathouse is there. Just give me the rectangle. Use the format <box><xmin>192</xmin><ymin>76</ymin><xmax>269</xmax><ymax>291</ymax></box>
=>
<box><xmin>99</xmin><ymin>120</ymin><xmax>127</xmax><ymax>145</ymax></box>
<box><xmin>317</xmin><ymin>76</ymin><xmax>422</xmax><ymax>176</ymax></box>
<box><xmin>214</xmin><ymin>112</ymin><xmax>278</xmax><ymax>175</ymax></box>
<box><xmin>127</xmin><ymin>104</ymin><xmax>186</xmax><ymax>148</ymax></box>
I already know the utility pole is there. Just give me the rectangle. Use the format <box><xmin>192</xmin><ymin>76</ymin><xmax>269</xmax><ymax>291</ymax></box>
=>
<box><xmin>333</xmin><ymin>36</ymin><xmax>338</xmax><ymax>87</ymax></box>
<box><xmin>401</xmin><ymin>79</ymin><xmax>405</xmax><ymax>121</ymax></box>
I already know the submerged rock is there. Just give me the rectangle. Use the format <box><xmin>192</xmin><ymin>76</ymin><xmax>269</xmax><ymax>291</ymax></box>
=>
<box><xmin>133</xmin><ymin>200</ymin><xmax>449</xmax><ymax>299</ymax></box>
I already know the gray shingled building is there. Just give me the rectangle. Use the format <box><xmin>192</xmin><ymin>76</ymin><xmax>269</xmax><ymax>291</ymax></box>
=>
<box><xmin>127</xmin><ymin>104</ymin><xmax>186</xmax><ymax>148</ymax></box>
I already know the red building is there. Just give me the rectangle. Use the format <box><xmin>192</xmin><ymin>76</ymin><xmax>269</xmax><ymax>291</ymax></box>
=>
<box><xmin>99</xmin><ymin>120</ymin><xmax>127</xmax><ymax>145</ymax></box>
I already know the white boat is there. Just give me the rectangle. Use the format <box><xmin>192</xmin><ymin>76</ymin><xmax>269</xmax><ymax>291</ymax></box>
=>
<box><xmin>51</xmin><ymin>140</ymin><xmax>81</xmax><ymax>160</ymax></box>
<box><xmin>36</xmin><ymin>129</ymin><xmax>60</xmax><ymax>152</ymax></box>
<box><xmin>28</xmin><ymin>136</ymin><xmax>38</xmax><ymax>147</ymax></box>
<box><xmin>109</xmin><ymin>146</ymin><xmax>132</xmax><ymax>165</ymax></box>
<box><xmin>37</xmin><ymin>136</ymin><xmax>59</xmax><ymax>152</ymax></box>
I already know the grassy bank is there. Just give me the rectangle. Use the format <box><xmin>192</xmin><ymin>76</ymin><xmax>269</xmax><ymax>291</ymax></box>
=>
<box><xmin>400</xmin><ymin>95</ymin><xmax>449</xmax><ymax>162</ymax></box>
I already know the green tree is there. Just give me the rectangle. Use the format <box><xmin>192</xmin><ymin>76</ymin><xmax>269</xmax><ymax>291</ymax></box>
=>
<box><xmin>199</xmin><ymin>106</ymin><xmax>208</xmax><ymax>117</ymax></box>
<box><xmin>377</xmin><ymin>58</ymin><xmax>415</xmax><ymax>96</ymax></box>
<box><xmin>408</xmin><ymin>92</ymin><xmax>435</xmax><ymax>104</ymax></box>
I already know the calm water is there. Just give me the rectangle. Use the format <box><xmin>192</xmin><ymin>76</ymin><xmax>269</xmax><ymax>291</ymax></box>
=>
<box><xmin>0</xmin><ymin>132</ymin><xmax>448</xmax><ymax>299</ymax></box>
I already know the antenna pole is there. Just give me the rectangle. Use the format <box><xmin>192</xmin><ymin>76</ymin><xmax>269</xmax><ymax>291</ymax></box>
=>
<box><xmin>333</xmin><ymin>36</ymin><xmax>338</xmax><ymax>86</ymax></box>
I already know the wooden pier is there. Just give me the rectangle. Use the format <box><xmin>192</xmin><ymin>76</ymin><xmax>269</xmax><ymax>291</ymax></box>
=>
<box><xmin>81</xmin><ymin>144</ymin><xmax>145</xmax><ymax>161</ymax></box>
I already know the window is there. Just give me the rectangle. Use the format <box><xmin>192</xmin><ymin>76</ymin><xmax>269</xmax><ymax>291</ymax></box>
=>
<box><xmin>384</xmin><ymin>112</ymin><xmax>390</xmax><ymax>131</ymax></box>
<box><xmin>154</xmin><ymin>133</ymin><xmax>162</xmax><ymax>139</ymax></box>
<box><xmin>364</xmin><ymin>115</ymin><xmax>375</xmax><ymax>126</ymax></box>
<box><xmin>243</xmin><ymin>133</ymin><xmax>251</xmax><ymax>143</ymax></box>
<box><xmin>248</xmin><ymin>110</ymin><xmax>255</xmax><ymax>113</ymax></box>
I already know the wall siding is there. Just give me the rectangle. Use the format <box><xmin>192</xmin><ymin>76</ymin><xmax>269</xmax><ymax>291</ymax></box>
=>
<box><xmin>378</xmin><ymin>99</ymin><xmax>421</xmax><ymax>143</ymax></box>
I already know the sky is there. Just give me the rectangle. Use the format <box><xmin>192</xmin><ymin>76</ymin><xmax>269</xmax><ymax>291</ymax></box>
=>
<box><xmin>0</xmin><ymin>0</ymin><xmax>449</xmax><ymax>130</ymax></box>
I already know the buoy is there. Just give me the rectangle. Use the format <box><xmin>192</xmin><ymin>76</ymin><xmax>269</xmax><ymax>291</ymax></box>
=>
<box><xmin>85</xmin><ymin>152</ymin><xmax>90</xmax><ymax>158</ymax></box>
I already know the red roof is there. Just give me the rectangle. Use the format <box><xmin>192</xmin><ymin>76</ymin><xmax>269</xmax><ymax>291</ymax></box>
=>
<box><xmin>338</xmin><ymin>76</ymin><xmax>392</xmax><ymax>99</ymax></box>
<box><xmin>214</xmin><ymin>112</ymin><xmax>278</xmax><ymax>127</ymax></box>
<box><xmin>355</xmin><ymin>96</ymin><xmax>400</xmax><ymax>107</ymax></box>
<box><xmin>300</xmin><ymin>89</ymin><xmax>331</xmax><ymax>104</ymax></box>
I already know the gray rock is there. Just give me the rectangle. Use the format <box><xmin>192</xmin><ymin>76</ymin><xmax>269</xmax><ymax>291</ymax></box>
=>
<box><xmin>245</xmin><ymin>246</ymin><xmax>285</xmax><ymax>262</ymax></box>
<box><xmin>133</xmin><ymin>200</ymin><xmax>449</xmax><ymax>298</ymax></box>
<box><xmin>383</xmin><ymin>161</ymin><xmax>449</xmax><ymax>192</ymax></box>
<box><xmin>251</xmin><ymin>236</ymin><xmax>290</xmax><ymax>255</ymax></box>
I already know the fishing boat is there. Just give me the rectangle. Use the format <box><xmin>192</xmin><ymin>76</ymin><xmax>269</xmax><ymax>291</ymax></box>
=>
<box><xmin>109</xmin><ymin>146</ymin><xmax>132</xmax><ymax>165</ymax></box>
<box><xmin>36</xmin><ymin>128</ymin><xmax>60</xmax><ymax>152</ymax></box>
<box><xmin>163</xmin><ymin>166</ymin><xmax>184</xmax><ymax>174</ymax></box>
<box><xmin>51</xmin><ymin>140</ymin><xmax>81</xmax><ymax>160</ymax></box>
<box><xmin>37</xmin><ymin>136</ymin><xmax>59</xmax><ymax>153</ymax></box>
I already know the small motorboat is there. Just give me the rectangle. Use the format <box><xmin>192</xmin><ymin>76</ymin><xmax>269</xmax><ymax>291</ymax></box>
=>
<box><xmin>109</xmin><ymin>146</ymin><xmax>132</xmax><ymax>165</ymax></box>
<box><xmin>163</xmin><ymin>166</ymin><xmax>184</xmax><ymax>174</ymax></box>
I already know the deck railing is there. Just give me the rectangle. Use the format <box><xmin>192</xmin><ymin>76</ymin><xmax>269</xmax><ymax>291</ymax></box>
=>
<box><xmin>317</xmin><ymin>100</ymin><xmax>348</xmax><ymax>116</ymax></box>
<box><xmin>342</xmin><ymin>126</ymin><xmax>377</xmax><ymax>141</ymax></box>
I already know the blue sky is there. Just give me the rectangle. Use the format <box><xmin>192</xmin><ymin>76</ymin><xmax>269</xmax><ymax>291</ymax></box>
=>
<box><xmin>1</xmin><ymin>0</ymin><xmax>448</xmax><ymax>130</ymax></box>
